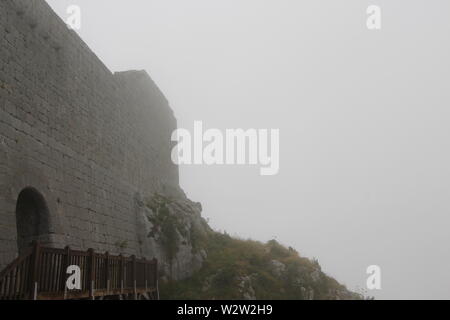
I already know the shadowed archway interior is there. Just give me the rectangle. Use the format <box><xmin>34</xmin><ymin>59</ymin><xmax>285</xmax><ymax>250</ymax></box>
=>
<box><xmin>15</xmin><ymin>187</ymin><xmax>51</xmax><ymax>254</ymax></box>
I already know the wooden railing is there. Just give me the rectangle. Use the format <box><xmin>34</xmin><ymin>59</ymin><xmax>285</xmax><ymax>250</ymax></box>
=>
<box><xmin>0</xmin><ymin>242</ymin><xmax>158</xmax><ymax>300</ymax></box>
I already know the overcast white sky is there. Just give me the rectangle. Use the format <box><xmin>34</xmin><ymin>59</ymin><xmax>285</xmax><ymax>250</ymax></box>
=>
<box><xmin>47</xmin><ymin>0</ymin><xmax>450</xmax><ymax>299</ymax></box>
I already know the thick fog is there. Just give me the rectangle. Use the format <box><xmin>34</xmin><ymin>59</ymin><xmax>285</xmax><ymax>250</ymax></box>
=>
<box><xmin>46</xmin><ymin>0</ymin><xmax>450</xmax><ymax>299</ymax></box>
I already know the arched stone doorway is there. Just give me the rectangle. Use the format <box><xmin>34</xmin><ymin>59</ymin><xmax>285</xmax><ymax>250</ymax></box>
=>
<box><xmin>15</xmin><ymin>187</ymin><xmax>51</xmax><ymax>254</ymax></box>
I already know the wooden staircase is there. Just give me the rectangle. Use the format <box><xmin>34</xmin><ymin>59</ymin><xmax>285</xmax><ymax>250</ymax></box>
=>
<box><xmin>0</xmin><ymin>242</ymin><xmax>158</xmax><ymax>300</ymax></box>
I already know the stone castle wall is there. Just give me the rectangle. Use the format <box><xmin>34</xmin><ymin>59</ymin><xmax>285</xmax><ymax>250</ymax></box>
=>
<box><xmin>0</xmin><ymin>0</ymin><xmax>181</xmax><ymax>269</ymax></box>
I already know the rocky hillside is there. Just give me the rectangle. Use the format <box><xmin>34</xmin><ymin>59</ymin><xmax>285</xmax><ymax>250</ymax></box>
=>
<box><xmin>135</xmin><ymin>193</ymin><xmax>210</xmax><ymax>281</ymax></box>
<box><xmin>138</xmin><ymin>194</ymin><xmax>361</xmax><ymax>300</ymax></box>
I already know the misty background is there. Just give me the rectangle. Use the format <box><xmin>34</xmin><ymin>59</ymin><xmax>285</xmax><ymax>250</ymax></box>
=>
<box><xmin>46</xmin><ymin>0</ymin><xmax>450</xmax><ymax>299</ymax></box>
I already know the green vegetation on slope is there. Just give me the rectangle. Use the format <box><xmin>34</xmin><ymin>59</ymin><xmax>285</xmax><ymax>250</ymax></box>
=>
<box><xmin>160</xmin><ymin>231</ymin><xmax>360</xmax><ymax>300</ymax></box>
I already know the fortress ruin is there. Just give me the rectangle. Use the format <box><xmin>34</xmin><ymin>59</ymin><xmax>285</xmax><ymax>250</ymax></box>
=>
<box><xmin>0</xmin><ymin>0</ymin><xmax>203</xmax><ymax>277</ymax></box>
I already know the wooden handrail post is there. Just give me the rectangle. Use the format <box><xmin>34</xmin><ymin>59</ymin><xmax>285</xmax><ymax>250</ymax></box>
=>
<box><xmin>29</xmin><ymin>241</ymin><xmax>41</xmax><ymax>300</ymax></box>
<box><xmin>153</xmin><ymin>258</ymin><xmax>158</xmax><ymax>290</ymax></box>
<box><xmin>63</xmin><ymin>246</ymin><xmax>71</xmax><ymax>297</ymax></box>
<box><xmin>153</xmin><ymin>258</ymin><xmax>159</xmax><ymax>300</ymax></box>
<box><xmin>88</xmin><ymin>248</ymin><xmax>95</xmax><ymax>300</ymax></box>
<box><xmin>105</xmin><ymin>252</ymin><xmax>110</xmax><ymax>293</ymax></box>
<box><xmin>119</xmin><ymin>254</ymin><xmax>124</xmax><ymax>294</ymax></box>
<box><xmin>143</xmin><ymin>258</ymin><xmax>147</xmax><ymax>292</ymax></box>
<box><xmin>131</xmin><ymin>255</ymin><xmax>137</xmax><ymax>300</ymax></box>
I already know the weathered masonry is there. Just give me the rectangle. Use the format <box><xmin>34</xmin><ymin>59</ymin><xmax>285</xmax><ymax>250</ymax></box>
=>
<box><xmin>0</xmin><ymin>0</ymin><xmax>183</xmax><ymax>271</ymax></box>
